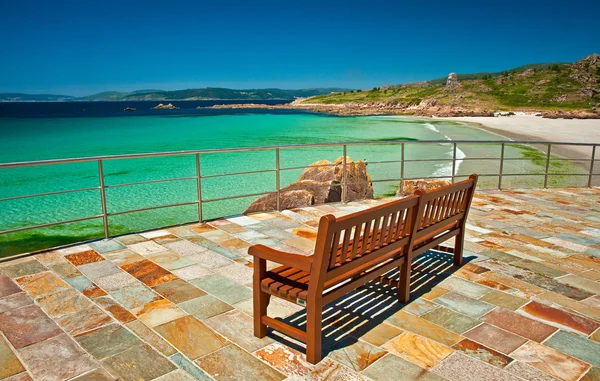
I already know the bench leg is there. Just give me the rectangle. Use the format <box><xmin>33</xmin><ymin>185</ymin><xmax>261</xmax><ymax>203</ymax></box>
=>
<box><xmin>398</xmin><ymin>257</ymin><xmax>412</xmax><ymax>303</ymax></box>
<box><xmin>454</xmin><ymin>230</ymin><xmax>464</xmax><ymax>266</ymax></box>
<box><xmin>254</xmin><ymin>258</ymin><xmax>270</xmax><ymax>338</ymax></box>
<box><xmin>306</xmin><ymin>302</ymin><xmax>323</xmax><ymax>364</ymax></box>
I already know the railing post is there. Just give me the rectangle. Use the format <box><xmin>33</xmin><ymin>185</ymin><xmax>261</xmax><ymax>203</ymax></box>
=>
<box><xmin>97</xmin><ymin>160</ymin><xmax>109</xmax><ymax>239</ymax></box>
<box><xmin>342</xmin><ymin>145</ymin><xmax>348</xmax><ymax>203</ymax></box>
<box><xmin>498</xmin><ymin>143</ymin><xmax>505</xmax><ymax>190</ymax></box>
<box><xmin>451</xmin><ymin>143</ymin><xmax>457</xmax><ymax>184</ymax></box>
<box><xmin>195</xmin><ymin>154</ymin><xmax>203</xmax><ymax>222</ymax></box>
<box><xmin>544</xmin><ymin>144</ymin><xmax>551</xmax><ymax>188</ymax></box>
<box><xmin>588</xmin><ymin>145</ymin><xmax>596</xmax><ymax>188</ymax></box>
<box><xmin>276</xmin><ymin>148</ymin><xmax>281</xmax><ymax>211</ymax></box>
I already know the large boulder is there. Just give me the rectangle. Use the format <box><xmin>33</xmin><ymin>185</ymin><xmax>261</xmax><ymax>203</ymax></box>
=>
<box><xmin>396</xmin><ymin>179</ymin><xmax>451</xmax><ymax>197</ymax></box>
<box><xmin>446</xmin><ymin>73</ymin><xmax>460</xmax><ymax>89</ymax></box>
<box><xmin>244</xmin><ymin>156</ymin><xmax>373</xmax><ymax>214</ymax></box>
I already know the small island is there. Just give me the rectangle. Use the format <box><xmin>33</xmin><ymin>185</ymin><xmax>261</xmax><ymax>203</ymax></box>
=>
<box><xmin>152</xmin><ymin>103</ymin><xmax>179</xmax><ymax>110</ymax></box>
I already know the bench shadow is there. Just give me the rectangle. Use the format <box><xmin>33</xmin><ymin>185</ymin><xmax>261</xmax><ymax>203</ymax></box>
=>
<box><xmin>267</xmin><ymin>249</ymin><xmax>476</xmax><ymax>357</ymax></box>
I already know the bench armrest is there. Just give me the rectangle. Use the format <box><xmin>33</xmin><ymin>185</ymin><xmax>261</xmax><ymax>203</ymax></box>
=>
<box><xmin>249</xmin><ymin>244</ymin><xmax>313</xmax><ymax>272</ymax></box>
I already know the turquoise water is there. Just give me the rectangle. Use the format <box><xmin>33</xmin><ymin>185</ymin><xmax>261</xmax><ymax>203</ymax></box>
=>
<box><xmin>0</xmin><ymin>112</ymin><xmax>508</xmax><ymax>255</ymax></box>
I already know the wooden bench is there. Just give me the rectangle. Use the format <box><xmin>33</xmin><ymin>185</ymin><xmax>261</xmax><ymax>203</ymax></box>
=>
<box><xmin>249</xmin><ymin>174</ymin><xmax>478</xmax><ymax>363</ymax></box>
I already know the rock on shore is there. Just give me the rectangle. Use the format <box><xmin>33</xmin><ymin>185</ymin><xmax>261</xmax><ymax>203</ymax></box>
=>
<box><xmin>244</xmin><ymin>156</ymin><xmax>373</xmax><ymax>214</ymax></box>
<box><xmin>152</xmin><ymin>103</ymin><xmax>179</xmax><ymax>110</ymax></box>
<box><xmin>396</xmin><ymin>179</ymin><xmax>451</xmax><ymax>197</ymax></box>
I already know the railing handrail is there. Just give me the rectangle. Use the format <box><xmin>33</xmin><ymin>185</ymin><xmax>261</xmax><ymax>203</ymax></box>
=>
<box><xmin>1</xmin><ymin>139</ymin><xmax>599</xmax><ymax>169</ymax></box>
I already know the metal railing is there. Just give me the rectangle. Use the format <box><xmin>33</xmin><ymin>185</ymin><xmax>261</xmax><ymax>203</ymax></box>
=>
<box><xmin>0</xmin><ymin>140</ymin><xmax>598</xmax><ymax>240</ymax></box>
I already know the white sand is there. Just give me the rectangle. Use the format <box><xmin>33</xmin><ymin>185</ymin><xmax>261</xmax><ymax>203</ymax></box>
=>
<box><xmin>440</xmin><ymin>115</ymin><xmax>600</xmax><ymax>159</ymax></box>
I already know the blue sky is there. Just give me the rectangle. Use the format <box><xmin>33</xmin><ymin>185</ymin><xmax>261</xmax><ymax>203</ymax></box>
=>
<box><xmin>1</xmin><ymin>0</ymin><xmax>598</xmax><ymax>96</ymax></box>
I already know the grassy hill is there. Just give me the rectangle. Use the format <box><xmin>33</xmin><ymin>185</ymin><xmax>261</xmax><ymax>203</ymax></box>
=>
<box><xmin>0</xmin><ymin>93</ymin><xmax>76</xmax><ymax>101</ymax></box>
<box><xmin>81</xmin><ymin>87</ymin><xmax>350</xmax><ymax>101</ymax></box>
<box><xmin>304</xmin><ymin>54</ymin><xmax>600</xmax><ymax>112</ymax></box>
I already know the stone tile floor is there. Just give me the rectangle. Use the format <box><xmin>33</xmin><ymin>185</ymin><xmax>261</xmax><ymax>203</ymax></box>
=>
<box><xmin>1</xmin><ymin>187</ymin><xmax>600</xmax><ymax>381</ymax></box>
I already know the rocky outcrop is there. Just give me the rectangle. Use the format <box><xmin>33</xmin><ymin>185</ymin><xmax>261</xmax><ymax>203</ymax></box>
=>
<box><xmin>244</xmin><ymin>157</ymin><xmax>373</xmax><ymax>214</ymax></box>
<box><xmin>446</xmin><ymin>73</ymin><xmax>460</xmax><ymax>89</ymax></box>
<box><xmin>152</xmin><ymin>103</ymin><xmax>179</xmax><ymax>110</ymax></box>
<box><xmin>396</xmin><ymin>179</ymin><xmax>451</xmax><ymax>197</ymax></box>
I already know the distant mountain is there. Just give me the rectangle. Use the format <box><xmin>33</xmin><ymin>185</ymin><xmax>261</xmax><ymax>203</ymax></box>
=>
<box><xmin>0</xmin><ymin>93</ymin><xmax>76</xmax><ymax>102</ymax></box>
<box><xmin>80</xmin><ymin>88</ymin><xmax>351</xmax><ymax>101</ymax></box>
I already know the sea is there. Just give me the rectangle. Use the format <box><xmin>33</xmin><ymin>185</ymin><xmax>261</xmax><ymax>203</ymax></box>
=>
<box><xmin>0</xmin><ymin>100</ymin><xmax>520</xmax><ymax>256</ymax></box>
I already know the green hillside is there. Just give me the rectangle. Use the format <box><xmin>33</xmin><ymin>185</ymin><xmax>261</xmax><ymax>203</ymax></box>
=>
<box><xmin>305</xmin><ymin>54</ymin><xmax>600</xmax><ymax>112</ymax></box>
<box><xmin>0</xmin><ymin>93</ymin><xmax>76</xmax><ymax>101</ymax></box>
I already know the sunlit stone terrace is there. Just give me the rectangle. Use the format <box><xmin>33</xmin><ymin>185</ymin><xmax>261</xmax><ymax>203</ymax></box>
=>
<box><xmin>1</xmin><ymin>187</ymin><xmax>600</xmax><ymax>381</ymax></box>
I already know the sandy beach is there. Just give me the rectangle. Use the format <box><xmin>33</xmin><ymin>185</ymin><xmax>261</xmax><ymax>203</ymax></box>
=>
<box><xmin>440</xmin><ymin>115</ymin><xmax>600</xmax><ymax>160</ymax></box>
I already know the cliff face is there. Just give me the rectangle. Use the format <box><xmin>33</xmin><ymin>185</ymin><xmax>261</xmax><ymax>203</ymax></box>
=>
<box><xmin>244</xmin><ymin>157</ymin><xmax>373</xmax><ymax>214</ymax></box>
<box><xmin>300</xmin><ymin>54</ymin><xmax>600</xmax><ymax>117</ymax></box>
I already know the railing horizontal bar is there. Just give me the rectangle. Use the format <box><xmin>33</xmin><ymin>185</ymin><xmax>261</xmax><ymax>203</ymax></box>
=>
<box><xmin>280</xmin><ymin>163</ymin><xmax>337</xmax><ymax>171</ymax></box>
<box><xmin>105</xmin><ymin>177</ymin><xmax>198</xmax><ymax>189</ymax></box>
<box><xmin>1</xmin><ymin>140</ymin><xmax>598</xmax><ymax>168</ymax></box>
<box><xmin>107</xmin><ymin>201</ymin><xmax>199</xmax><ymax>217</ymax></box>
<box><xmin>0</xmin><ymin>215</ymin><xmax>104</xmax><ymax>235</ymax></box>
<box><xmin>201</xmin><ymin>169</ymin><xmax>276</xmax><ymax>179</ymax></box>
<box><xmin>203</xmin><ymin>191</ymin><xmax>272</xmax><ymax>203</ymax></box>
<box><xmin>361</xmin><ymin>160</ymin><xmax>403</xmax><ymax>165</ymax></box>
<box><xmin>0</xmin><ymin>187</ymin><xmax>99</xmax><ymax>202</ymax></box>
<box><xmin>403</xmin><ymin>158</ymin><xmax>452</xmax><ymax>163</ymax></box>
<box><xmin>459</xmin><ymin>157</ymin><xmax>501</xmax><ymax>161</ymax></box>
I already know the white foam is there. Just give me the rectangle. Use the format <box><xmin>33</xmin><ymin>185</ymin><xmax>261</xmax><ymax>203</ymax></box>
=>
<box><xmin>422</xmin><ymin>123</ymin><xmax>466</xmax><ymax>179</ymax></box>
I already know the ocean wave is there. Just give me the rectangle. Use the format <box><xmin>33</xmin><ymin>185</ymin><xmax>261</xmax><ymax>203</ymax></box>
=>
<box><xmin>421</xmin><ymin>122</ymin><xmax>466</xmax><ymax>179</ymax></box>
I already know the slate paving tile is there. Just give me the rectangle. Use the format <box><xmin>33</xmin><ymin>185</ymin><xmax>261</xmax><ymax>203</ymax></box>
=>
<box><xmin>205</xmin><ymin>309</ymin><xmax>273</xmax><ymax>352</ymax></box>
<box><xmin>15</xmin><ymin>271</ymin><xmax>70</xmax><ymax>298</ymax></box>
<box><xmin>65</xmin><ymin>250</ymin><xmax>105</xmax><ymax>266</ymax></box>
<box><xmin>522</xmin><ymin>274</ymin><xmax>594</xmax><ymax>301</ymax></box>
<box><xmin>253</xmin><ymin>343</ymin><xmax>319</xmax><ymax>377</ymax></box>
<box><xmin>1</xmin><ymin>259</ymin><xmax>47</xmax><ymax>278</ymax></box>
<box><xmin>155</xmin><ymin>315</ymin><xmax>227</xmax><ymax>359</ymax></box>
<box><xmin>101</xmin><ymin>344</ymin><xmax>176</xmax><ymax>381</ymax></box>
<box><xmin>519</xmin><ymin>301</ymin><xmax>600</xmax><ymax>335</ymax></box>
<box><xmin>511</xmin><ymin>341</ymin><xmax>590</xmax><ymax>381</ymax></box>
<box><xmin>212</xmin><ymin>263</ymin><xmax>254</xmax><ymax>285</ymax></box>
<box><xmin>544</xmin><ymin>330</ymin><xmax>600</xmax><ymax>367</ymax></box>
<box><xmin>0</xmin><ymin>304</ymin><xmax>62</xmax><ymax>349</ymax></box>
<box><xmin>479</xmin><ymin>290</ymin><xmax>528</xmax><ymax>311</ymax></box>
<box><xmin>534</xmin><ymin>291</ymin><xmax>600</xmax><ymax>322</ymax></box>
<box><xmin>432</xmin><ymin>352</ymin><xmax>522</xmax><ymax>381</ymax></box>
<box><xmin>2</xmin><ymin>372</ymin><xmax>33</xmax><ymax>381</ymax></box>
<box><xmin>463</xmin><ymin>323</ymin><xmax>528</xmax><ymax>355</ymax></box>
<box><xmin>382</xmin><ymin>331</ymin><xmax>453</xmax><ymax>369</ymax></box>
<box><xmin>35</xmin><ymin>287</ymin><xmax>92</xmax><ymax>318</ymax></box>
<box><xmin>361</xmin><ymin>353</ymin><xmax>445</xmax><ymax>381</ymax></box>
<box><xmin>452</xmin><ymin>338</ymin><xmax>513</xmax><ymax>368</ymax></box>
<box><xmin>56</xmin><ymin>305</ymin><xmax>113</xmax><ymax>336</ymax></box>
<box><xmin>191</xmin><ymin>273</ymin><xmax>253</xmax><ymax>304</ymax></box>
<box><xmin>169</xmin><ymin>352</ymin><xmax>213</xmax><ymax>381</ymax></box>
<box><xmin>402</xmin><ymin>298</ymin><xmax>439</xmax><ymax>316</ymax></box>
<box><xmin>70</xmin><ymin>368</ymin><xmax>116</xmax><ymax>381</ymax></box>
<box><xmin>185</xmin><ymin>250</ymin><xmax>234</xmax><ymax>269</ymax></box>
<box><xmin>421</xmin><ymin>306</ymin><xmax>480</xmax><ymax>335</ymax></box>
<box><xmin>135</xmin><ymin>299</ymin><xmax>188</xmax><ymax>327</ymax></box>
<box><xmin>126</xmin><ymin>320</ymin><xmax>177</xmax><ymax>356</ymax></box>
<box><xmin>359</xmin><ymin>322</ymin><xmax>403</xmax><ymax>346</ymax></box>
<box><xmin>505</xmin><ymin>361</ymin><xmax>560</xmax><ymax>381</ymax></box>
<box><xmin>128</xmin><ymin>241</ymin><xmax>170</xmax><ymax>255</ymax></box>
<box><xmin>0</xmin><ymin>273</ymin><xmax>21</xmax><ymax>298</ymax></box>
<box><xmin>152</xmin><ymin>279</ymin><xmax>206</xmax><ymax>304</ymax></box>
<box><xmin>109</xmin><ymin>282</ymin><xmax>162</xmax><ymax>310</ymax></box>
<box><xmin>121</xmin><ymin>259</ymin><xmax>178</xmax><ymax>287</ymax></box>
<box><xmin>93</xmin><ymin>271</ymin><xmax>136</xmax><ymax>291</ymax></box>
<box><xmin>196</xmin><ymin>344</ymin><xmax>285</xmax><ymax>381</ymax></box>
<box><xmin>47</xmin><ymin>261</ymin><xmax>80</xmax><ymax>278</ymax></box>
<box><xmin>146</xmin><ymin>251</ymin><xmax>199</xmax><ymax>270</ymax></box>
<box><xmin>584</xmin><ymin>296</ymin><xmax>600</xmax><ymax>309</ymax></box>
<box><xmin>482</xmin><ymin>308</ymin><xmax>557</xmax><ymax>342</ymax></box>
<box><xmin>78</xmin><ymin>260</ymin><xmax>121</xmax><ymax>280</ymax></box>
<box><xmin>433</xmin><ymin>291</ymin><xmax>495</xmax><ymax>318</ymax></box>
<box><xmin>115</xmin><ymin>234</ymin><xmax>150</xmax><ymax>246</ymax></box>
<box><xmin>18</xmin><ymin>333</ymin><xmax>98</xmax><ymax>381</ymax></box>
<box><xmin>386</xmin><ymin>310</ymin><xmax>462</xmax><ymax>346</ymax></box>
<box><xmin>75</xmin><ymin>324</ymin><xmax>141</xmax><ymax>360</ymax></box>
<box><xmin>155</xmin><ymin>370</ymin><xmax>197</xmax><ymax>381</ymax></box>
<box><xmin>511</xmin><ymin>259</ymin><xmax>568</xmax><ymax>278</ymax></box>
<box><xmin>94</xmin><ymin>296</ymin><xmax>136</xmax><ymax>323</ymax></box>
<box><xmin>101</xmin><ymin>249</ymin><xmax>144</xmax><ymax>266</ymax></box>
<box><xmin>557</xmin><ymin>274</ymin><xmax>600</xmax><ymax>294</ymax></box>
<box><xmin>171</xmin><ymin>264</ymin><xmax>213</xmax><ymax>281</ymax></box>
<box><xmin>0</xmin><ymin>292</ymin><xmax>33</xmax><ymax>314</ymax></box>
<box><xmin>89</xmin><ymin>240</ymin><xmax>126</xmax><ymax>253</ymax></box>
<box><xmin>439</xmin><ymin>276</ymin><xmax>492</xmax><ymax>299</ymax></box>
<box><xmin>177</xmin><ymin>294</ymin><xmax>233</xmax><ymax>320</ymax></box>
<box><xmin>327</xmin><ymin>338</ymin><xmax>387</xmax><ymax>372</ymax></box>
<box><xmin>0</xmin><ymin>335</ymin><xmax>25</xmax><ymax>379</ymax></box>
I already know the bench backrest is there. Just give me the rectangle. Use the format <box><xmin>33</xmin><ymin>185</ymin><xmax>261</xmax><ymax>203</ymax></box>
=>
<box><xmin>412</xmin><ymin>174</ymin><xmax>478</xmax><ymax>247</ymax></box>
<box><xmin>310</xmin><ymin>195</ymin><xmax>420</xmax><ymax>291</ymax></box>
